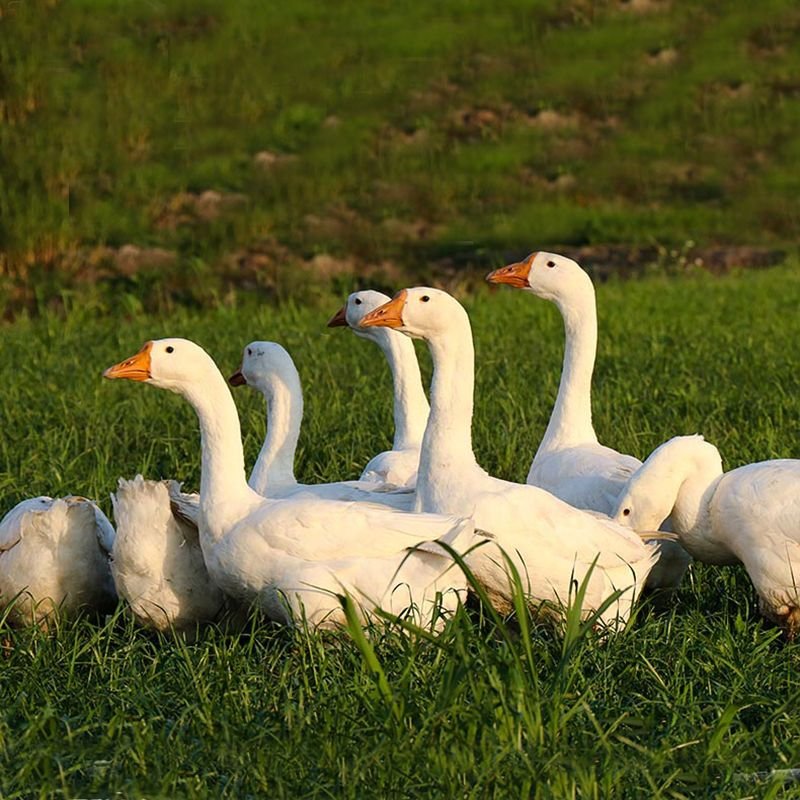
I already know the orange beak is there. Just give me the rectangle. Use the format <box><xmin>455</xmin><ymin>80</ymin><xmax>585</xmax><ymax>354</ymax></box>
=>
<box><xmin>486</xmin><ymin>255</ymin><xmax>535</xmax><ymax>289</ymax></box>
<box><xmin>359</xmin><ymin>289</ymin><xmax>407</xmax><ymax>329</ymax></box>
<box><xmin>103</xmin><ymin>342</ymin><xmax>153</xmax><ymax>382</ymax></box>
<box><xmin>327</xmin><ymin>305</ymin><xmax>348</xmax><ymax>328</ymax></box>
<box><xmin>228</xmin><ymin>367</ymin><xmax>247</xmax><ymax>387</ymax></box>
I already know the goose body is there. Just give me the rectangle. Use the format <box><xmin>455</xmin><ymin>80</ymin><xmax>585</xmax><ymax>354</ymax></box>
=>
<box><xmin>611</xmin><ymin>435</ymin><xmax>800</xmax><ymax>637</ymax></box>
<box><xmin>360</xmin><ymin>288</ymin><xmax>659</xmax><ymax>629</ymax></box>
<box><xmin>328</xmin><ymin>290</ymin><xmax>429</xmax><ymax>488</ymax></box>
<box><xmin>104</xmin><ymin>339</ymin><xmax>479</xmax><ymax>631</ymax></box>
<box><xmin>230</xmin><ymin>340</ymin><xmax>413</xmax><ymax>510</ymax></box>
<box><xmin>487</xmin><ymin>251</ymin><xmax>690</xmax><ymax>589</ymax></box>
<box><xmin>110</xmin><ymin>476</ymin><xmax>226</xmax><ymax>633</ymax></box>
<box><xmin>0</xmin><ymin>495</ymin><xmax>116</xmax><ymax>626</ymax></box>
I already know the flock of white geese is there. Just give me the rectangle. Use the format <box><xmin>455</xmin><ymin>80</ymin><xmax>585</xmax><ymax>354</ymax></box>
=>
<box><xmin>2</xmin><ymin>252</ymin><xmax>799</xmax><ymax>639</ymax></box>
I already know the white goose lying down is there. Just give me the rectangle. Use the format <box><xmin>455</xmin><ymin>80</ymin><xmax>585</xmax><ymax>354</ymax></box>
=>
<box><xmin>110</xmin><ymin>476</ymin><xmax>226</xmax><ymax>634</ymax></box>
<box><xmin>108</xmin><ymin>339</ymin><xmax>411</xmax><ymax>635</ymax></box>
<box><xmin>0</xmin><ymin>495</ymin><xmax>116</xmax><ymax>626</ymax></box>
<box><xmin>228</xmin><ymin>341</ymin><xmax>413</xmax><ymax>510</ymax></box>
<box><xmin>611</xmin><ymin>435</ymin><xmax>800</xmax><ymax>639</ymax></box>
<box><xmin>328</xmin><ymin>290</ymin><xmax>429</xmax><ymax>489</ymax></box>
<box><xmin>104</xmin><ymin>339</ymin><xmax>481</xmax><ymax>631</ymax></box>
<box><xmin>487</xmin><ymin>251</ymin><xmax>690</xmax><ymax>591</ymax></box>
<box><xmin>360</xmin><ymin>287</ymin><xmax>663</xmax><ymax>629</ymax></box>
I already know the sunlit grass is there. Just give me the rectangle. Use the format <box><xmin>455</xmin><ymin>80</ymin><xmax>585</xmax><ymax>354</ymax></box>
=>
<box><xmin>1</xmin><ymin>265</ymin><xmax>800</xmax><ymax>796</ymax></box>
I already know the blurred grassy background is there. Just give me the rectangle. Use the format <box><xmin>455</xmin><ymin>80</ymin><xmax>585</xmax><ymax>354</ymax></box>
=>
<box><xmin>2</xmin><ymin>0</ymin><xmax>799</xmax><ymax>316</ymax></box>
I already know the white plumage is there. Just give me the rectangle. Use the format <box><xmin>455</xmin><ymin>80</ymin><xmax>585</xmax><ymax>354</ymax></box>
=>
<box><xmin>487</xmin><ymin>251</ymin><xmax>691</xmax><ymax>590</ymax></box>
<box><xmin>611</xmin><ymin>434</ymin><xmax>800</xmax><ymax>637</ymax></box>
<box><xmin>230</xmin><ymin>340</ymin><xmax>414</xmax><ymax>509</ymax></box>
<box><xmin>110</xmin><ymin>475</ymin><xmax>225</xmax><ymax>633</ymax></box>
<box><xmin>104</xmin><ymin>338</ymin><xmax>481</xmax><ymax>631</ymax></box>
<box><xmin>328</xmin><ymin>290</ymin><xmax>429</xmax><ymax>488</ymax></box>
<box><xmin>360</xmin><ymin>287</ymin><xmax>660</xmax><ymax>629</ymax></box>
<box><xmin>0</xmin><ymin>495</ymin><xmax>116</xmax><ymax>626</ymax></box>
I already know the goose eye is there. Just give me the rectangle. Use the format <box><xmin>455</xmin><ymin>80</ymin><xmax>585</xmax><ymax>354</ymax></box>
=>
<box><xmin>421</xmin><ymin>295</ymin><xmax>430</xmax><ymax>302</ymax></box>
<box><xmin>546</xmin><ymin>260</ymin><xmax>556</xmax><ymax>268</ymax></box>
<box><xmin>622</xmin><ymin>508</ymin><xmax>631</xmax><ymax>517</ymax></box>
<box><xmin>247</xmin><ymin>348</ymin><xmax>252</xmax><ymax>356</ymax></box>
<box><xmin>354</xmin><ymin>298</ymin><xmax>362</xmax><ymax>305</ymax></box>
<box><xmin>166</xmin><ymin>346</ymin><xmax>174</xmax><ymax>354</ymax></box>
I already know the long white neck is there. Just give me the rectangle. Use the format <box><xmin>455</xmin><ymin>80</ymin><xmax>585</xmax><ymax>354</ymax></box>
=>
<box><xmin>671</xmin><ymin>461</ymin><xmax>730</xmax><ymax>564</ymax></box>
<box><xmin>536</xmin><ymin>279</ymin><xmax>598</xmax><ymax>455</ymax></box>
<box><xmin>415</xmin><ymin>316</ymin><xmax>481</xmax><ymax>504</ymax></box>
<box><xmin>371</xmin><ymin>329</ymin><xmax>429</xmax><ymax>450</ymax></box>
<box><xmin>248</xmin><ymin>372</ymin><xmax>303</xmax><ymax>494</ymax></box>
<box><xmin>181</xmin><ymin>372</ymin><xmax>262</xmax><ymax>544</ymax></box>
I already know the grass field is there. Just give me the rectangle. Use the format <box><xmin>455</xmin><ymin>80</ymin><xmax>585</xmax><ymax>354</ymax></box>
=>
<box><xmin>2</xmin><ymin>0</ymin><xmax>800</xmax><ymax>316</ymax></box>
<box><xmin>1</xmin><ymin>265</ymin><xmax>800</xmax><ymax>797</ymax></box>
<box><xmin>4</xmin><ymin>0</ymin><xmax>800</xmax><ymax>793</ymax></box>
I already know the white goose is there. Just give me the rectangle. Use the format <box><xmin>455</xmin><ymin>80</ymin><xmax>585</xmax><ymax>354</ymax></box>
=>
<box><xmin>108</xmin><ymin>339</ymin><xmax>410</xmax><ymax>634</ymax></box>
<box><xmin>0</xmin><ymin>495</ymin><xmax>116</xmax><ymax>626</ymax></box>
<box><xmin>229</xmin><ymin>340</ymin><xmax>413</xmax><ymax>509</ymax></box>
<box><xmin>610</xmin><ymin>435</ymin><xmax>800</xmax><ymax>638</ymax></box>
<box><xmin>110</xmin><ymin>476</ymin><xmax>226</xmax><ymax>634</ymax></box>
<box><xmin>328</xmin><ymin>290</ymin><xmax>429</xmax><ymax>488</ymax></box>
<box><xmin>103</xmin><ymin>339</ymin><xmax>479</xmax><ymax>631</ymax></box>
<box><xmin>487</xmin><ymin>251</ymin><xmax>691</xmax><ymax>590</ymax></box>
<box><xmin>360</xmin><ymin>288</ymin><xmax>660</xmax><ymax>628</ymax></box>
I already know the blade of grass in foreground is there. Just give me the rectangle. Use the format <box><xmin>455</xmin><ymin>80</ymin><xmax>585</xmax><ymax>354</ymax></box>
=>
<box><xmin>340</xmin><ymin>592</ymin><xmax>403</xmax><ymax>725</ymax></box>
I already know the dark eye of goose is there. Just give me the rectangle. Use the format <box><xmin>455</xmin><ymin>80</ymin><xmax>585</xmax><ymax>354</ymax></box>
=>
<box><xmin>622</xmin><ymin>508</ymin><xmax>631</xmax><ymax>517</ymax></box>
<box><xmin>247</xmin><ymin>348</ymin><xmax>252</xmax><ymax>356</ymax></box>
<box><xmin>547</xmin><ymin>260</ymin><xmax>556</xmax><ymax>268</ymax></box>
<box><xmin>354</xmin><ymin>298</ymin><xmax>362</xmax><ymax>305</ymax></box>
<box><xmin>166</xmin><ymin>346</ymin><xmax>174</xmax><ymax>354</ymax></box>
<box><xmin>421</xmin><ymin>295</ymin><xmax>430</xmax><ymax>302</ymax></box>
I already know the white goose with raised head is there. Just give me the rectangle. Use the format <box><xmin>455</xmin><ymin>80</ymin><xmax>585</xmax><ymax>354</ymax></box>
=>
<box><xmin>0</xmin><ymin>495</ymin><xmax>116</xmax><ymax>627</ymax></box>
<box><xmin>229</xmin><ymin>340</ymin><xmax>413</xmax><ymax>510</ymax></box>
<box><xmin>611</xmin><ymin>434</ymin><xmax>800</xmax><ymax>638</ymax></box>
<box><xmin>360</xmin><ymin>288</ymin><xmax>660</xmax><ymax>629</ymax></box>
<box><xmin>103</xmin><ymin>339</ymin><xmax>480</xmax><ymax>631</ymax></box>
<box><xmin>487</xmin><ymin>251</ymin><xmax>690</xmax><ymax>590</ymax></box>
<box><xmin>328</xmin><ymin>290</ymin><xmax>429</xmax><ymax>488</ymax></box>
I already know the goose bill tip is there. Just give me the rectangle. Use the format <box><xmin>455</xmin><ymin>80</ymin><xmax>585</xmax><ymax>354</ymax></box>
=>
<box><xmin>486</xmin><ymin>258</ymin><xmax>533</xmax><ymax>288</ymax></box>
<box><xmin>327</xmin><ymin>306</ymin><xmax>348</xmax><ymax>328</ymax></box>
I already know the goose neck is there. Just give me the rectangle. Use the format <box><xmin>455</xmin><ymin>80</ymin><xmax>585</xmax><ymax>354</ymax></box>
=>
<box><xmin>672</xmin><ymin>467</ymin><xmax>730</xmax><ymax>563</ymax></box>
<box><xmin>374</xmin><ymin>330</ymin><xmax>429</xmax><ymax>450</ymax></box>
<box><xmin>417</xmin><ymin>324</ymin><xmax>479</xmax><ymax>492</ymax></box>
<box><xmin>249</xmin><ymin>374</ymin><xmax>302</xmax><ymax>495</ymax></box>
<box><xmin>182</xmin><ymin>375</ymin><xmax>260</xmax><ymax>543</ymax></box>
<box><xmin>538</xmin><ymin>286</ymin><xmax>598</xmax><ymax>452</ymax></box>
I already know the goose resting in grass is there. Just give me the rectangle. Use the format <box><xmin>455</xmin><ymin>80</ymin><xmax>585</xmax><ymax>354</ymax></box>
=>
<box><xmin>110</xmin><ymin>476</ymin><xmax>226</xmax><ymax>634</ymax></box>
<box><xmin>328</xmin><ymin>290</ymin><xmax>429</xmax><ymax>488</ymax></box>
<box><xmin>0</xmin><ymin>495</ymin><xmax>116</xmax><ymax>627</ymax></box>
<box><xmin>360</xmin><ymin>287</ymin><xmax>662</xmax><ymax>629</ymax></box>
<box><xmin>104</xmin><ymin>339</ymin><xmax>481</xmax><ymax>631</ymax></box>
<box><xmin>229</xmin><ymin>340</ymin><xmax>413</xmax><ymax>510</ymax></box>
<box><xmin>108</xmin><ymin>338</ymin><xmax>411</xmax><ymax>635</ymax></box>
<box><xmin>610</xmin><ymin>434</ymin><xmax>800</xmax><ymax>638</ymax></box>
<box><xmin>487</xmin><ymin>251</ymin><xmax>691</xmax><ymax>591</ymax></box>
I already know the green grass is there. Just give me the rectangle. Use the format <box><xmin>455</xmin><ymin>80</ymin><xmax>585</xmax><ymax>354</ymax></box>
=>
<box><xmin>2</xmin><ymin>0</ymin><xmax>800</xmax><ymax>315</ymax></box>
<box><xmin>2</xmin><ymin>265</ymin><xmax>800</xmax><ymax>797</ymax></box>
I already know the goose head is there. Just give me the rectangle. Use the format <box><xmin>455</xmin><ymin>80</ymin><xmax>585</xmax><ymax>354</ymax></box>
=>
<box><xmin>327</xmin><ymin>290</ymin><xmax>393</xmax><ymax>342</ymax></box>
<box><xmin>104</xmin><ymin>338</ymin><xmax>216</xmax><ymax>395</ymax></box>
<box><xmin>228</xmin><ymin>341</ymin><xmax>296</xmax><ymax>391</ymax></box>
<box><xmin>487</xmin><ymin>251</ymin><xmax>591</xmax><ymax>303</ymax></box>
<box><xmin>611</xmin><ymin>435</ymin><xmax>723</xmax><ymax>531</ymax></box>
<box><xmin>359</xmin><ymin>287</ymin><xmax>467</xmax><ymax>341</ymax></box>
